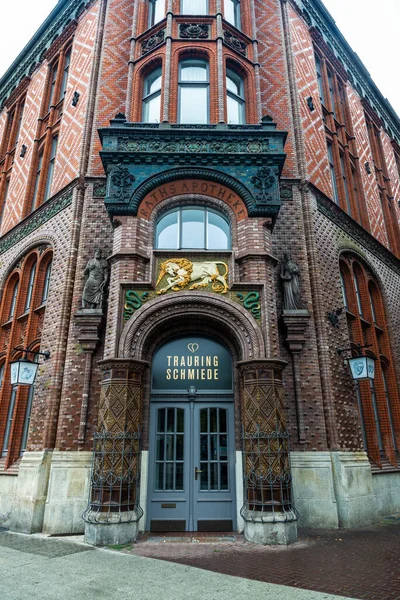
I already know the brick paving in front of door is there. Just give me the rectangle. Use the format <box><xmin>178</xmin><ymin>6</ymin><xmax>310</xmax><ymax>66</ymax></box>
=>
<box><xmin>113</xmin><ymin>517</ymin><xmax>400</xmax><ymax>600</ymax></box>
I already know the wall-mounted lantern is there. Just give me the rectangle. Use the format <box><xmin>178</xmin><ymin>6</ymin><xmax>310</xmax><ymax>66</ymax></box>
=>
<box><xmin>337</xmin><ymin>344</ymin><xmax>376</xmax><ymax>381</ymax></box>
<box><xmin>10</xmin><ymin>348</ymin><xmax>50</xmax><ymax>386</ymax></box>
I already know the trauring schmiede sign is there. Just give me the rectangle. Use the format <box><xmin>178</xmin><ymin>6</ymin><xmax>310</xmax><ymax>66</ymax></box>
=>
<box><xmin>152</xmin><ymin>336</ymin><xmax>232</xmax><ymax>390</ymax></box>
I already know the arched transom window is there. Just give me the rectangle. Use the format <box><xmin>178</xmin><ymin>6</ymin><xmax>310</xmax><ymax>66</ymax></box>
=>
<box><xmin>156</xmin><ymin>207</ymin><xmax>230</xmax><ymax>249</ymax></box>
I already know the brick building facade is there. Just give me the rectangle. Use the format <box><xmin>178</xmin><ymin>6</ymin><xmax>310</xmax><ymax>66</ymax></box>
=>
<box><xmin>0</xmin><ymin>0</ymin><xmax>399</xmax><ymax>544</ymax></box>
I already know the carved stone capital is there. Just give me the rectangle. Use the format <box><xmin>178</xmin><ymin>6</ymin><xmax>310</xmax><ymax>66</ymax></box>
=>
<box><xmin>237</xmin><ymin>358</ymin><xmax>288</xmax><ymax>380</ymax></box>
<box><xmin>98</xmin><ymin>358</ymin><xmax>149</xmax><ymax>380</ymax></box>
<box><xmin>75</xmin><ymin>309</ymin><xmax>104</xmax><ymax>352</ymax></box>
<box><xmin>281</xmin><ymin>310</ymin><xmax>311</xmax><ymax>354</ymax></box>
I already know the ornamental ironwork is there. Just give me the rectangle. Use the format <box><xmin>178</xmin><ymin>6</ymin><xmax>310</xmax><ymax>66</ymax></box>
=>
<box><xmin>82</xmin><ymin>429</ymin><xmax>143</xmax><ymax>525</ymax></box>
<box><xmin>141</xmin><ymin>29</ymin><xmax>165</xmax><ymax>55</ymax></box>
<box><xmin>179</xmin><ymin>23</ymin><xmax>209</xmax><ymax>38</ymax></box>
<box><xmin>241</xmin><ymin>424</ymin><xmax>297</xmax><ymax>521</ymax></box>
<box><xmin>223</xmin><ymin>30</ymin><xmax>247</xmax><ymax>56</ymax></box>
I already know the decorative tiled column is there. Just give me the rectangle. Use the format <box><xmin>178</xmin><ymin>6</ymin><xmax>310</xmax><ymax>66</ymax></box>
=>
<box><xmin>238</xmin><ymin>359</ymin><xmax>298</xmax><ymax>545</ymax></box>
<box><xmin>84</xmin><ymin>358</ymin><xmax>148</xmax><ymax>546</ymax></box>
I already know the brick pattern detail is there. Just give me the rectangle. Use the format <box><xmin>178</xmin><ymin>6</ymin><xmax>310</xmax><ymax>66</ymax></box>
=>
<box><xmin>52</xmin><ymin>5</ymin><xmax>99</xmax><ymax>194</ymax></box>
<box><xmin>313</xmin><ymin>196</ymin><xmax>400</xmax><ymax>454</ymax></box>
<box><xmin>89</xmin><ymin>0</ymin><xmax>133</xmax><ymax>176</ymax></box>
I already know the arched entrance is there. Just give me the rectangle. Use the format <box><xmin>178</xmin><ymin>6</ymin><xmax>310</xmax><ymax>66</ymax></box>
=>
<box><xmin>147</xmin><ymin>335</ymin><xmax>236</xmax><ymax>532</ymax></box>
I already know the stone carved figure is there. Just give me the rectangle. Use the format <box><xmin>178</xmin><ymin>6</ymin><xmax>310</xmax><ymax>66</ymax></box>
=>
<box><xmin>280</xmin><ymin>253</ymin><xmax>302</xmax><ymax>310</ymax></box>
<box><xmin>82</xmin><ymin>249</ymin><xmax>109</xmax><ymax>309</ymax></box>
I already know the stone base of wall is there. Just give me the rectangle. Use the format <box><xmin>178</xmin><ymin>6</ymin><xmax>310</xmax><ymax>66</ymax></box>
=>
<box><xmin>291</xmin><ymin>451</ymin><xmax>378</xmax><ymax>529</ymax></box>
<box><xmin>43</xmin><ymin>451</ymin><xmax>92</xmax><ymax>535</ymax></box>
<box><xmin>9</xmin><ymin>451</ymin><xmax>53</xmax><ymax>533</ymax></box>
<box><xmin>372</xmin><ymin>471</ymin><xmax>400</xmax><ymax>517</ymax></box>
<box><xmin>0</xmin><ymin>473</ymin><xmax>17</xmax><ymax>529</ymax></box>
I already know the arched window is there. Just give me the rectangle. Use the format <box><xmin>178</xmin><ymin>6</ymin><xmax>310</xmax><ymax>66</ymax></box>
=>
<box><xmin>225</xmin><ymin>0</ymin><xmax>241</xmax><ymax>28</ymax></box>
<box><xmin>9</xmin><ymin>280</ymin><xmax>19</xmax><ymax>319</ymax></box>
<box><xmin>42</xmin><ymin>260</ymin><xmax>52</xmax><ymax>304</ymax></box>
<box><xmin>142</xmin><ymin>68</ymin><xmax>162</xmax><ymax>123</ymax></box>
<box><xmin>226</xmin><ymin>69</ymin><xmax>245</xmax><ymax>124</ymax></box>
<box><xmin>148</xmin><ymin>0</ymin><xmax>164</xmax><ymax>27</ymax></box>
<box><xmin>24</xmin><ymin>261</ymin><xmax>37</xmax><ymax>312</ymax></box>
<box><xmin>178</xmin><ymin>59</ymin><xmax>209</xmax><ymax>124</ymax></box>
<box><xmin>181</xmin><ymin>0</ymin><xmax>207</xmax><ymax>14</ymax></box>
<box><xmin>0</xmin><ymin>247</ymin><xmax>52</xmax><ymax>468</ymax></box>
<box><xmin>155</xmin><ymin>207</ymin><xmax>230</xmax><ymax>249</ymax></box>
<box><xmin>339</xmin><ymin>255</ymin><xmax>400</xmax><ymax>468</ymax></box>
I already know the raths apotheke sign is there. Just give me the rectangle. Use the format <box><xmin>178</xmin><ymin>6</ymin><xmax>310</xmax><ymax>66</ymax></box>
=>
<box><xmin>152</xmin><ymin>336</ymin><xmax>233</xmax><ymax>391</ymax></box>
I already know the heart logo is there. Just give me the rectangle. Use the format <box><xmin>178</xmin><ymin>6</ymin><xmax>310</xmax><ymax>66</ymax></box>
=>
<box><xmin>188</xmin><ymin>343</ymin><xmax>199</xmax><ymax>353</ymax></box>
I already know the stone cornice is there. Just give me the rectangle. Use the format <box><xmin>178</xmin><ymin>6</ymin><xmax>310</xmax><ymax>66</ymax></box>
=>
<box><xmin>0</xmin><ymin>0</ymin><xmax>93</xmax><ymax>109</ymax></box>
<box><xmin>290</xmin><ymin>0</ymin><xmax>400</xmax><ymax>143</ymax></box>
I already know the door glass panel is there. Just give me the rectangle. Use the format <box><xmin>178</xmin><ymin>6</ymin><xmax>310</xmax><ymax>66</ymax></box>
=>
<box><xmin>209</xmin><ymin>407</ymin><xmax>217</xmax><ymax>432</ymax></box>
<box><xmin>198</xmin><ymin>407</ymin><xmax>229</xmax><ymax>492</ymax></box>
<box><xmin>155</xmin><ymin>407</ymin><xmax>185</xmax><ymax>491</ymax></box>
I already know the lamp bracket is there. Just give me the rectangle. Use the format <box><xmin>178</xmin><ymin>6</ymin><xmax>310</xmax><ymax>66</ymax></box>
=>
<box><xmin>337</xmin><ymin>343</ymin><xmax>372</xmax><ymax>357</ymax></box>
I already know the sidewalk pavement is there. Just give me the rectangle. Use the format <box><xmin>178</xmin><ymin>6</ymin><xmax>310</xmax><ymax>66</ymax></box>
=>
<box><xmin>0</xmin><ymin>529</ymin><xmax>354</xmax><ymax>600</ymax></box>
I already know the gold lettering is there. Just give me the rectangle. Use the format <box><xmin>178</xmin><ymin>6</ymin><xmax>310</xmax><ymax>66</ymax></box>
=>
<box><xmin>187</xmin><ymin>356</ymin><xmax>192</xmax><ymax>366</ymax></box>
<box><xmin>166</xmin><ymin>369</ymin><xmax>171</xmax><ymax>380</ymax></box>
<box><xmin>180</xmin><ymin>357</ymin><xmax>186</xmax><ymax>366</ymax></box>
<box><xmin>214</xmin><ymin>356</ymin><xmax>219</xmax><ymax>367</ymax></box>
<box><xmin>167</xmin><ymin>356</ymin><xmax>172</xmax><ymax>366</ymax></box>
<box><xmin>188</xmin><ymin>369</ymin><xmax>195</xmax><ymax>379</ymax></box>
<box><xmin>207</xmin><ymin>369</ymin><xmax>212</xmax><ymax>379</ymax></box>
<box><xmin>173</xmin><ymin>369</ymin><xmax>179</xmax><ymax>380</ymax></box>
<box><xmin>201</xmin><ymin>369</ymin><xmax>205</xmax><ymax>379</ymax></box>
<box><xmin>206</xmin><ymin>356</ymin><xmax>211</xmax><ymax>366</ymax></box>
<box><xmin>180</xmin><ymin>369</ymin><xmax>186</xmax><ymax>379</ymax></box>
<box><xmin>214</xmin><ymin>369</ymin><xmax>218</xmax><ymax>379</ymax></box>
<box><xmin>194</xmin><ymin>356</ymin><xmax>199</xmax><ymax>367</ymax></box>
<box><xmin>173</xmin><ymin>356</ymin><xmax>178</xmax><ymax>367</ymax></box>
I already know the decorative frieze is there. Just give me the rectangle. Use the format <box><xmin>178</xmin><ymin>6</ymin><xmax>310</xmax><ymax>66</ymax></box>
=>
<box><xmin>117</xmin><ymin>137</ymin><xmax>271</xmax><ymax>154</ymax></box>
<box><xmin>223</xmin><ymin>30</ymin><xmax>247</xmax><ymax>55</ymax></box>
<box><xmin>179</xmin><ymin>23</ymin><xmax>209</xmax><ymax>38</ymax></box>
<box><xmin>141</xmin><ymin>29</ymin><xmax>165</xmax><ymax>55</ymax></box>
<box><xmin>0</xmin><ymin>190</ymin><xmax>73</xmax><ymax>255</ymax></box>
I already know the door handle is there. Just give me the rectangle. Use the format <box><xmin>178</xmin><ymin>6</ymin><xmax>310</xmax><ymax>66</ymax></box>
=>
<box><xmin>195</xmin><ymin>467</ymin><xmax>202</xmax><ymax>480</ymax></box>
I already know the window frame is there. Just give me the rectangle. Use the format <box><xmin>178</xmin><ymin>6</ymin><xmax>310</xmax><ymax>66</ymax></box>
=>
<box><xmin>180</xmin><ymin>0</ymin><xmax>208</xmax><ymax>15</ymax></box>
<box><xmin>224</xmin><ymin>0</ymin><xmax>241</xmax><ymax>29</ymax></box>
<box><xmin>142</xmin><ymin>67</ymin><xmax>163</xmax><ymax>123</ymax></box>
<box><xmin>155</xmin><ymin>206</ymin><xmax>231</xmax><ymax>250</ymax></box>
<box><xmin>178</xmin><ymin>58</ymin><xmax>210</xmax><ymax>124</ymax></box>
<box><xmin>226</xmin><ymin>68</ymin><xmax>245</xmax><ymax>124</ymax></box>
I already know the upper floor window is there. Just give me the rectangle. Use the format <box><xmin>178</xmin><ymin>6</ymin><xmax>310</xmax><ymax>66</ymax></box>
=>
<box><xmin>178</xmin><ymin>59</ymin><xmax>209</xmax><ymax>124</ymax></box>
<box><xmin>181</xmin><ymin>0</ymin><xmax>208</xmax><ymax>14</ymax></box>
<box><xmin>148</xmin><ymin>0</ymin><xmax>165</xmax><ymax>26</ymax></box>
<box><xmin>143</xmin><ymin>68</ymin><xmax>162</xmax><ymax>123</ymax></box>
<box><xmin>156</xmin><ymin>207</ymin><xmax>230</xmax><ymax>249</ymax></box>
<box><xmin>225</xmin><ymin>0</ymin><xmax>241</xmax><ymax>28</ymax></box>
<box><xmin>59</xmin><ymin>48</ymin><xmax>71</xmax><ymax>101</ymax></box>
<box><xmin>226</xmin><ymin>69</ymin><xmax>245</xmax><ymax>124</ymax></box>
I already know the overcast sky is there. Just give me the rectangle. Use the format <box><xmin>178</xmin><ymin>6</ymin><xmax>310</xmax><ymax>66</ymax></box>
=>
<box><xmin>0</xmin><ymin>0</ymin><xmax>398</xmax><ymax>116</ymax></box>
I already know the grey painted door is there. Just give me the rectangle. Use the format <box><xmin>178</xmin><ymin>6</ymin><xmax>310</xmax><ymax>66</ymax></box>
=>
<box><xmin>147</xmin><ymin>400</ymin><xmax>236</xmax><ymax>532</ymax></box>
